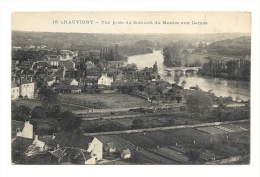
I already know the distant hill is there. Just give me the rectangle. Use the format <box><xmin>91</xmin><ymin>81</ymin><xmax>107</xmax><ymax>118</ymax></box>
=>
<box><xmin>12</xmin><ymin>30</ymin><xmax>250</xmax><ymax>49</ymax></box>
<box><xmin>206</xmin><ymin>36</ymin><xmax>251</xmax><ymax>57</ymax></box>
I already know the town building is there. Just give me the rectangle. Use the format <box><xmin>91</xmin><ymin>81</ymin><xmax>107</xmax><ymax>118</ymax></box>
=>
<box><xmin>12</xmin><ymin>120</ymin><xmax>33</xmax><ymax>139</ymax></box>
<box><xmin>104</xmin><ymin>142</ymin><xmax>116</xmax><ymax>153</ymax></box>
<box><xmin>11</xmin><ymin>81</ymin><xmax>20</xmax><ymax>100</ymax></box>
<box><xmin>59</xmin><ymin>60</ymin><xmax>75</xmax><ymax>71</ymax></box>
<box><xmin>45</xmin><ymin>132</ymin><xmax>103</xmax><ymax>161</ymax></box>
<box><xmin>121</xmin><ymin>149</ymin><xmax>131</xmax><ymax>159</ymax></box>
<box><xmin>98</xmin><ymin>73</ymin><xmax>113</xmax><ymax>86</ymax></box>
<box><xmin>18</xmin><ymin>78</ymin><xmax>35</xmax><ymax>98</ymax></box>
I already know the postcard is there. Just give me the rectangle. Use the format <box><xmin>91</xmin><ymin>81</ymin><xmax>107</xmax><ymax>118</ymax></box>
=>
<box><xmin>9</xmin><ymin>11</ymin><xmax>252</xmax><ymax>167</ymax></box>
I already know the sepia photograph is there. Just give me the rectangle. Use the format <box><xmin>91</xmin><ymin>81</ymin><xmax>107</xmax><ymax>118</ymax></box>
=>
<box><xmin>9</xmin><ymin>11</ymin><xmax>252</xmax><ymax>165</ymax></box>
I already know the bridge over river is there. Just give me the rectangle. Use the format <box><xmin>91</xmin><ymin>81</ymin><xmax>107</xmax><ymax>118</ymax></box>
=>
<box><xmin>165</xmin><ymin>67</ymin><xmax>202</xmax><ymax>75</ymax></box>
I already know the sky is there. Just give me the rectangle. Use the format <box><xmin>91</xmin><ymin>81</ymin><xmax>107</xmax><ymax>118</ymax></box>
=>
<box><xmin>12</xmin><ymin>12</ymin><xmax>251</xmax><ymax>34</ymax></box>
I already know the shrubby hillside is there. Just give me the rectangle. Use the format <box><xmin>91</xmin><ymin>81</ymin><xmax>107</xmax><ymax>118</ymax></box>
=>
<box><xmin>207</xmin><ymin>36</ymin><xmax>251</xmax><ymax>57</ymax></box>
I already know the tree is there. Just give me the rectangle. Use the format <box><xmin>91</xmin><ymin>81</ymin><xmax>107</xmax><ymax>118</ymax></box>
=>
<box><xmin>109</xmin><ymin>49</ymin><xmax>115</xmax><ymax>61</ymax></box>
<box><xmin>181</xmin><ymin>80</ymin><xmax>186</xmax><ymax>88</ymax></box>
<box><xmin>38</xmin><ymin>88</ymin><xmax>57</xmax><ymax>102</ymax></box>
<box><xmin>137</xmin><ymin>85</ymin><xmax>146</xmax><ymax>92</ymax></box>
<box><xmin>12</xmin><ymin>103</ymin><xmax>31</xmax><ymax>121</ymax></box>
<box><xmin>186</xmin><ymin>150</ymin><xmax>201</xmax><ymax>164</ymax></box>
<box><xmin>132</xmin><ymin>119</ymin><xmax>145</xmax><ymax>129</ymax></box>
<box><xmin>176</xmin><ymin>95</ymin><xmax>182</xmax><ymax>103</ymax></box>
<box><xmin>58</xmin><ymin>111</ymin><xmax>83</xmax><ymax>132</ymax></box>
<box><xmin>153</xmin><ymin>62</ymin><xmax>158</xmax><ymax>73</ymax></box>
<box><xmin>31</xmin><ymin>106</ymin><xmax>46</xmax><ymax>119</ymax></box>
<box><xmin>130</xmin><ymin>63</ymin><xmax>138</xmax><ymax>71</ymax></box>
<box><xmin>150</xmin><ymin>96</ymin><xmax>156</xmax><ymax>101</ymax></box>
<box><xmin>174</xmin><ymin>75</ymin><xmax>180</xmax><ymax>85</ymax></box>
<box><xmin>47</xmin><ymin>105</ymin><xmax>62</xmax><ymax>118</ymax></box>
<box><xmin>185</xmin><ymin>93</ymin><xmax>213</xmax><ymax>118</ymax></box>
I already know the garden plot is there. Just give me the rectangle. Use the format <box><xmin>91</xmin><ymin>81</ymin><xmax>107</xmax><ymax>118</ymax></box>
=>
<box><xmin>231</xmin><ymin>123</ymin><xmax>250</xmax><ymax>131</ymax></box>
<box><xmin>219</xmin><ymin>124</ymin><xmax>248</xmax><ymax>132</ymax></box>
<box><xmin>111</xmin><ymin>119</ymin><xmax>133</xmax><ymax>127</ymax></box>
<box><xmin>96</xmin><ymin>134</ymin><xmax>140</xmax><ymax>152</ymax></box>
<box><xmin>197</xmin><ymin>126</ymin><xmax>228</xmax><ymax>135</ymax></box>
<box><xmin>148</xmin><ymin>147</ymin><xmax>189</xmax><ymax>163</ymax></box>
<box><xmin>135</xmin><ymin>150</ymin><xmax>177</xmax><ymax>164</ymax></box>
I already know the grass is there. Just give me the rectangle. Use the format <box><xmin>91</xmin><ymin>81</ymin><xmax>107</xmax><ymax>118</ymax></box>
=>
<box><xmin>117</xmin><ymin>127</ymin><xmax>249</xmax><ymax>159</ymax></box>
<box><xmin>59</xmin><ymin>93</ymin><xmax>152</xmax><ymax>109</ymax></box>
<box><xmin>12</xmin><ymin>98</ymin><xmax>87</xmax><ymax>111</ymax></box>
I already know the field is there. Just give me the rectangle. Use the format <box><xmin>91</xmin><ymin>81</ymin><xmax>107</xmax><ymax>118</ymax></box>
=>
<box><xmin>198</xmin><ymin>124</ymin><xmax>248</xmax><ymax>135</ymax></box>
<box><xmin>148</xmin><ymin>147</ymin><xmax>189</xmax><ymax>163</ymax></box>
<box><xmin>86</xmin><ymin>122</ymin><xmax>249</xmax><ymax>164</ymax></box>
<box><xmin>12</xmin><ymin>98</ymin><xmax>85</xmax><ymax>111</ymax></box>
<box><xmin>84</xmin><ymin>110</ymin><xmax>203</xmax><ymax>131</ymax></box>
<box><xmin>59</xmin><ymin>93</ymin><xmax>152</xmax><ymax>109</ymax></box>
<box><xmin>112</xmin><ymin>119</ymin><xmax>133</xmax><ymax>127</ymax></box>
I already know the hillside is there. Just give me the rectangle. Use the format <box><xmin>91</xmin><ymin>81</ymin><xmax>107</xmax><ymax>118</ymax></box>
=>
<box><xmin>206</xmin><ymin>36</ymin><xmax>251</xmax><ymax>57</ymax></box>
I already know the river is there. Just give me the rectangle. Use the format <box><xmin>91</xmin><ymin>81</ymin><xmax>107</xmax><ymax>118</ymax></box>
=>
<box><xmin>127</xmin><ymin>50</ymin><xmax>250</xmax><ymax>101</ymax></box>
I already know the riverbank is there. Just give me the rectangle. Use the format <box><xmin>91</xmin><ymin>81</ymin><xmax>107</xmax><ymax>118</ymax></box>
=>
<box><xmin>128</xmin><ymin>50</ymin><xmax>250</xmax><ymax>101</ymax></box>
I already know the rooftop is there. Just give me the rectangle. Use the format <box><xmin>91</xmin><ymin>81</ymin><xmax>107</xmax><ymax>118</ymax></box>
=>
<box><xmin>45</xmin><ymin>132</ymin><xmax>94</xmax><ymax>150</ymax></box>
<box><xmin>11</xmin><ymin>81</ymin><xmax>19</xmax><ymax>88</ymax></box>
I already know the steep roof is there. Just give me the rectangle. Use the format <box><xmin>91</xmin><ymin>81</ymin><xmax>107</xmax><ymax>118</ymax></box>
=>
<box><xmin>48</xmin><ymin>58</ymin><xmax>60</xmax><ymax>61</ymax></box>
<box><xmin>48</xmin><ymin>147</ymin><xmax>93</xmax><ymax>163</ymax></box>
<box><xmin>105</xmin><ymin>142</ymin><xmax>116</xmax><ymax>149</ymax></box>
<box><xmin>45</xmin><ymin>132</ymin><xmax>94</xmax><ymax>150</ymax></box>
<box><xmin>100</xmin><ymin>74</ymin><xmax>113</xmax><ymax>80</ymax></box>
<box><xmin>121</xmin><ymin>149</ymin><xmax>131</xmax><ymax>155</ymax></box>
<box><xmin>85</xmin><ymin>63</ymin><xmax>97</xmax><ymax>70</ymax></box>
<box><xmin>11</xmin><ymin>120</ymin><xmax>24</xmax><ymax>132</ymax></box>
<box><xmin>54</xmin><ymin>84</ymin><xmax>82</xmax><ymax>90</ymax></box>
<box><xmin>19</xmin><ymin>78</ymin><xmax>33</xmax><ymax>85</ymax></box>
<box><xmin>11</xmin><ymin>81</ymin><xmax>19</xmax><ymax>88</ymax></box>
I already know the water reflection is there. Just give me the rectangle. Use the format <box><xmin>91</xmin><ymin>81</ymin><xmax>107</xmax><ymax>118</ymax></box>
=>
<box><xmin>127</xmin><ymin>50</ymin><xmax>250</xmax><ymax>101</ymax></box>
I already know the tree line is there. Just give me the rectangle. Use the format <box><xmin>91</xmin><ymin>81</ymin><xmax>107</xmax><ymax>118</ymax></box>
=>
<box><xmin>198</xmin><ymin>58</ymin><xmax>250</xmax><ymax>81</ymax></box>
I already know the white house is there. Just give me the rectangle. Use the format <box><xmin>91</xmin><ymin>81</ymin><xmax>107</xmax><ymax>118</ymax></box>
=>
<box><xmin>11</xmin><ymin>81</ymin><xmax>20</xmax><ymax>100</ymax></box>
<box><xmin>121</xmin><ymin>149</ymin><xmax>131</xmax><ymax>159</ymax></box>
<box><xmin>104</xmin><ymin>142</ymin><xmax>116</xmax><ymax>153</ymax></box>
<box><xmin>69</xmin><ymin>79</ymin><xmax>78</xmax><ymax>86</ymax></box>
<box><xmin>19</xmin><ymin>78</ymin><xmax>35</xmax><ymax>98</ymax></box>
<box><xmin>98</xmin><ymin>73</ymin><xmax>113</xmax><ymax>86</ymax></box>
<box><xmin>12</xmin><ymin>121</ymin><xmax>34</xmax><ymax>139</ymax></box>
<box><xmin>87</xmin><ymin>137</ymin><xmax>103</xmax><ymax>161</ymax></box>
<box><xmin>45</xmin><ymin>133</ymin><xmax>103</xmax><ymax>162</ymax></box>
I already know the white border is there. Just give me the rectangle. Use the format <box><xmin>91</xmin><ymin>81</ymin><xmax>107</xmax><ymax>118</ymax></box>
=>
<box><xmin>1</xmin><ymin>1</ymin><xmax>259</xmax><ymax>177</ymax></box>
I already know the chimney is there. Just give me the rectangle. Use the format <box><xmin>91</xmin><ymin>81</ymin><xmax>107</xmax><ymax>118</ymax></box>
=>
<box><xmin>34</xmin><ymin>135</ymin><xmax>38</xmax><ymax>140</ymax></box>
<box><xmin>56</xmin><ymin>144</ymin><xmax>60</xmax><ymax>149</ymax></box>
<box><xmin>80</xmin><ymin>78</ymin><xmax>82</xmax><ymax>83</ymax></box>
<box><xmin>30</xmin><ymin>77</ymin><xmax>33</xmax><ymax>82</ymax></box>
<box><xmin>52</xmin><ymin>134</ymin><xmax>56</xmax><ymax>140</ymax></box>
